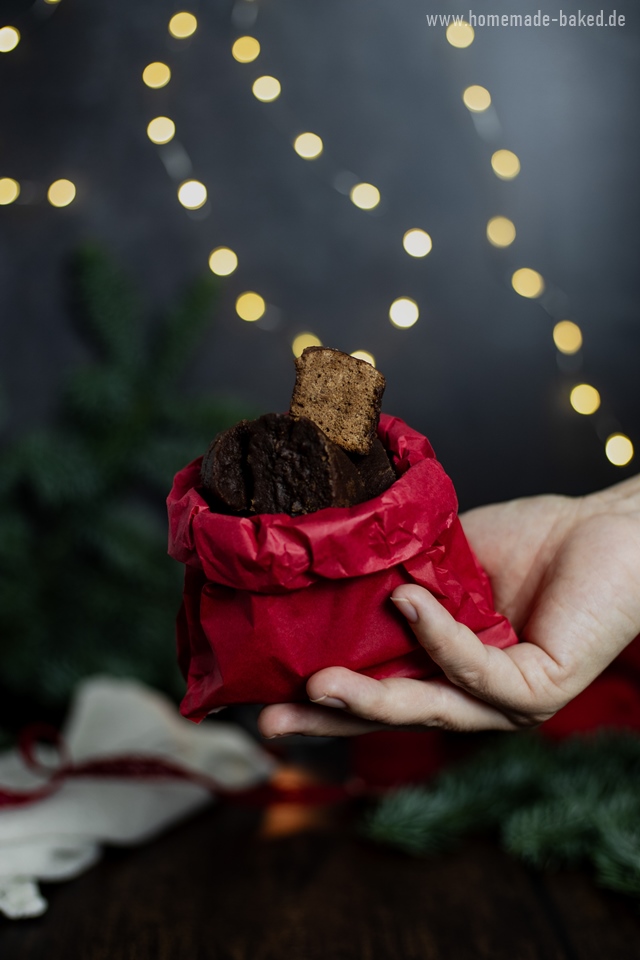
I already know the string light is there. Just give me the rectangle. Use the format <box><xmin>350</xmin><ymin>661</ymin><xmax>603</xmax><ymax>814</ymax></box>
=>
<box><xmin>47</xmin><ymin>179</ymin><xmax>76</xmax><ymax>207</ymax></box>
<box><xmin>292</xmin><ymin>333</ymin><xmax>322</xmax><ymax>357</ymax></box>
<box><xmin>177</xmin><ymin>179</ymin><xmax>207</xmax><ymax>209</ymax></box>
<box><xmin>462</xmin><ymin>85</ymin><xmax>491</xmax><ymax>112</ymax></box>
<box><xmin>293</xmin><ymin>133</ymin><xmax>323</xmax><ymax>160</ymax></box>
<box><xmin>511</xmin><ymin>268</ymin><xmax>544</xmax><ymax>299</ymax></box>
<box><xmin>208</xmin><ymin>247</ymin><xmax>238</xmax><ymax>276</ymax></box>
<box><xmin>570</xmin><ymin>384</ymin><xmax>600</xmax><ymax>416</ymax></box>
<box><xmin>491</xmin><ymin>149</ymin><xmax>520</xmax><ymax>180</ymax></box>
<box><xmin>350</xmin><ymin>350</ymin><xmax>376</xmax><ymax>366</ymax></box>
<box><xmin>236</xmin><ymin>292</ymin><xmax>266</xmax><ymax>322</ymax></box>
<box><xmin>0</xmin><ymin>26</ymin><xmax>20</xmax><ymax>53</ymax></box>
<box><xmin>350</xmin><ymin>183</ymin><xmax>380</xmax><ymax>210</ymax></box>
<box><xmin>0</xmin><ymin>178</ymin><xmax>20</xmax><ymax>205</ymax></box>
<box><xmin>252</xmin><ymin>76</ymin><xmax>281</xmax><ymax>102</ymax></box>
<box><xmin>147</xmin><ymin>117</ymin><xmax>175</xmax><ymax>144</ymax></box>
<box><xmin>402</xmin><ymin>229</ymin><xmax>432</xmax><ymax>257</ymax></box>
<box><xmin>142</xmin><ymin>62</ymin><xmax>171</xmax><ymax>89</ymax></box>
<box><xmin>232</xmin><ymin>36</ymin><xmax>260</xmax><ymax>63</ymax></box>
<box><xmin>553</xmin><ymin>320</ymin><xmax>582</xmax><ymax>355</ymax></box>
<box><xmin>389</xmin><ymin>298</ymin><xmax>419</xmax><ymax>329</ymax></box>
<box><xmin>169</xmin><ymin>12</ymin><xmax>198</xmax><ymax>39</ymax></box>
<box><xmin>446</xmin><ymin>21</ymin><xmax>474</xmax><ymax>47</ymax></box>
<box><xmin>486</xmin><ymin>216</ymin><xmax>516</xmax><ymax>248</ymax></box>
<box><xmin>605</xmin><ymin>434</ymin><xmax>634</xmax><ymax>467</ymax></box>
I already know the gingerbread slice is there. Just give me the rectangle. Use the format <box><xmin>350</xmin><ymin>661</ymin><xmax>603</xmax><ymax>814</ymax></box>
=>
<box><xmin>290</xmin><ymin>347</ymin><xmax>386</xmax><ymax>455</ymax></box>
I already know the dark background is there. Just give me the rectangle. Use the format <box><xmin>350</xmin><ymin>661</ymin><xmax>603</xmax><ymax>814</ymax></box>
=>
<box><xmin>1</xmin><ymin>0</ymin><xmax>638</xmax><ymax>511</ymax></box>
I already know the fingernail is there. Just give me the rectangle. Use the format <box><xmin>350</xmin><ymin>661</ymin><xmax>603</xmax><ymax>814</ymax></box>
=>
<box><xmin>310</xmin><ymin>694</ymin><xmax>347</xmax><ymax>709</ymax></box>
<box><xmin>264</xmin><ymin>733</ymin><xmax>291</xmax><ymax>739</ymax></box>
<box><xmin>391</xmin><ymin>596</ymin><xmax>419</xmax><ymax>623</ymax></box>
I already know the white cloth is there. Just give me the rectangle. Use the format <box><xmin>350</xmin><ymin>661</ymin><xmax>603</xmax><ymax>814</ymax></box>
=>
<box><xmin>0</xmin><ymin>676</ymin><xmax>275</xmax><ymax>919</ymax></box>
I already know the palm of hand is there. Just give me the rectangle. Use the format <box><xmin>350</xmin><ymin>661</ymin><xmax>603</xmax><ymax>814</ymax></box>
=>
<box><xmin>461</xmin><ymin>491</ymin><xmax>640</xmax><ymax>715</ymax></box>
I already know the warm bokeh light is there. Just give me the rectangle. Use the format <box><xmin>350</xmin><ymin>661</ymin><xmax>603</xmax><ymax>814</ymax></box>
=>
<box><xmin>446</xmin><ymin>21</ymin><xmax>474</xmax><ymax>47</ymax></box>
<box><xmin>44</xmin><ymin>0</ymin><xmax>62</xmax><ymax>4</ymax></box>
<box><xmin>47</xmin><ymin>179</ymin><xmax>76</xmax><ymax>207</ymax></box>
<box><xmin>236</xmin><ymin>292</ymin><xmax>266</xmax><ymax>322</ymax></box>
<box><xmin>208</xmin><ymin>247</ymin><xmax>238</xmax><ymax>276</ymax></box>
<box><xmin>252</xmin><ymin>76</ymin><xmax>281</xmax><ymax>102</ymax></box>
<box><xmin>389</xmin><ymin>298</ymin><xmax>419</xmax><ymax>329</ymax></box>
<box><xmin>512</xmin><ymin>268</ymin><xmax>544</xmax><ymax>298</ymax></box>
<box><xmin>350</xmin><ymin>350</ymin><xmax>376</xmax><ymax>367</ymax></box>
<box><xmin>0</xmin><ymin>178</ymin><xmax>20</xmax><ymax>205</ymax></box>
<box><xmin>0</xmin><ymin>26</ymin><xmax>20</xmax><ymax>53</ymax></box>
<box><xmin>142</xmin><ymin>62</ymin><xmax>171</xmax><ymax>88</ymax></box>
<box><xmin>177</xmin><ymin>179</ymin><xmax>207</xmax><ymax>209</ymax></box>
<box><xmin>232</xmin><ymin>36</ymin><xmax>260</xmax><ymax>62</ymax></box>
<box><xmin>491</xmin><ymin>149</ymin><xmax>521</xmax><ymax>180</ymax></box>
<box><xmin>169</xmin><ymin>12</ymin><xmax>197</xmax><ymax>38</ymax></box>
<box><xmin>486</xmin><ymin>216</ymin><xmax>516</xmax><ymax>247</ymax></box>
<box><xmin>402</xmin><ymin>229</ymin><xmax>432</xmax><ymax>257</ymax></box>
<box><xmin>553</xmin><ymin>320</ymin><xmax>583</xmax><ymax>355</ymax></box>
<box><xmin>350</xmin><ymin>183</ymin><xmax>380</xmax><ymax>210</ymax></box>
<box><xmin>147</xmin><ymin>116</ymin><xmax>175</xmax><ymax>144</ymax></box>
<box><xmin>605</xmin><ymin>433</ymin><xmax>634</xmax><ymax>467</ymax></box>
<box><xmin>462</xmin><ymin>85</ymin><xmax>491</xmax><ymax>112</ymax></box>
<box><xmin>292</xmin><ymin>333</ymin><xmax>322</xmax><ymax>357</ymax></box>
<box><xmin>570</xmin><ymin>383</ymin><xmax>601</xmax><ymax>416</ymax></box>
<box><xmin>293</xmin><ymin>132</ymin><xmax>323</xmax><ymax>160</ymax></box>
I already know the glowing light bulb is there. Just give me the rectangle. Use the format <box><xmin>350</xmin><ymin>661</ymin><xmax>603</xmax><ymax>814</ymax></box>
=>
<box><xmin>0</xmin><ymin>178</ymin><xmax>20</xmax><ymax>205</ymax></box>
<box><xmin>252</xmin><ymin>76</ymin><xmax>281</xmax><ymax>102</ymax></box>
<box><xmin>147</xmin><ymin>116</ymin><xmax>175</xmax><ymax>144</ymax></box>
<box><xmin>169</xmin><ymin>12</ymin><xmax>197</xmax><ymax>38</ymax></box>
<box><xmin>553</xmin><ymin>320</ymin><xmax>582</xmax><ymax>355</ymax></box>
<box><xmin>570</xmin><ymin>383</ymin><xmax>600</xmax><ymax>415</ymax></box>
<box><xmin>605</xmin><ymin>434</ymin><xmax>634</xmax><ymax>467</ymax></box>
<box><xmin>389</xmin><ymin>298</ymin><xmax>419</xmax><ymax>329</ymax></box>
<box><xmin>236</xmin><ymin>292</ymin><xmax>266</xmax><ymax>322</ymax></box>
<box><xmin>293</xmin><ymin>132</ymin><xmax>323</xmax><ymax>159</ymax></box>
<box><xmin>177</xmin><ymin>180</ymin><xmax>207</xmax><ymax>209</ymax></box>
<box><xmin>350</xmin><ymin>183</ymin><xmax>380</xmax><ymax>210</ymax></box>
<box><xmin>491</xmin><ymin>149</ymin><xmax>520</xmax><ymax>180</ymax></box>
<box><xmin>486</xmin><ymin>216</ymin><xmax>516</xmax><ymax>248</ymax></box>
<box><xmin>47</xmin><ymin>179</ymin><xmax>76</xmax><ymax>207</ymax></box>
<box><xmin>446</xmin><ymin>21</ymin><xmax>474</xmax><ymax>47</ymax></box>
<box><xmin>350</xmin><ymin>350</ymin><xmax>376</xmax><ymax>367</ymax></box>
<box><xmin>142</xmin><ymin>62</ymin><xmax>171</xmax><ymax>88</ymax></box>
<box><xmin>232</xmin><ymin>36</ymin><xmax>260</xmax><ymax>62</ymax></box>
<box><xmin>462</xmin><ymin>85</ymin><xmax>491</xmax><ymax>112</ymax></box>
<box><xmin>0</xmin><ymin>26</ymin><xmax>20</xmax><ymax>53</ymax></box>
<box><xmin>208</xmin><ymin>247</ymin><xmax>238</xmax><ymax>276</ymax></box>
<box><xmin>512</xmin><ymin>268</ymin><xmax>544</xmax><ymax>299</ymax></box>
<box><xmin>292</xmin><ymin>333</ymin><xmax>322</xmax><ymax>357</ymax></box>
<box><xmin>402</xmin><ymin>229</ymin><xmax>432</xmax><ymax>257</ymax></box>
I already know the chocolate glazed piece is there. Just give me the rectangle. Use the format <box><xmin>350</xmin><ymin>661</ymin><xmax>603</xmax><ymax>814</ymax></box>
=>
<box><xmin>348</xmin><ymin>438</ymin><xmax>397</xmax><ymax>500</ymax></box>
<box><xmin>200</xmin><ymin>420</ymin><xmax>252</xmax><ymax>513</ymax></box>
<box><xmin>247</xmin><ymin>413</ymin><xmax>365</xmax><ymax>515</ymax></box>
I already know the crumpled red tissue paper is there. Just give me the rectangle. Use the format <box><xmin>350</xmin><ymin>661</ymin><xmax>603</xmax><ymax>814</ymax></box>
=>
<box><xmin>167</xmin><ymin>414</ymin><xmax>518</xmax><ymax>720</ymax></box>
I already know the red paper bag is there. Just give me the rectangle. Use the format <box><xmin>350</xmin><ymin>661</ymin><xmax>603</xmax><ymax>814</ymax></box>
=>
<box><xmin>167</xmin><ymin>414</ymin><xmax>518</xmax><ymax>720</ymax></box>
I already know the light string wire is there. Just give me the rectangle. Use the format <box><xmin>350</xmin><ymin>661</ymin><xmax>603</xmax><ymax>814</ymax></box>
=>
<box><xmin>0</xmin><ymin>0</ymin><xmax>75</xmax><ymax>208</ymax></box>
<box><xmin>1</xmin><ymin>4</ymin><xmax>633</xmax><ymax>468</ymax></box>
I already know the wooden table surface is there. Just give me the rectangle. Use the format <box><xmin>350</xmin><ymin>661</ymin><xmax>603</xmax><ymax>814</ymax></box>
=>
<box><xmin>1</xmin><ymin>797</ymin><xmax>639</xmax><ymax>960</ymax></box>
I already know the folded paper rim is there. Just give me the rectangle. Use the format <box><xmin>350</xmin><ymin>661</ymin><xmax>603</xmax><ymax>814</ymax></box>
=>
<box><xmin>167</xmin><ymin>414</ymin><xmax>459</xmax><ymax>592</ymax></box>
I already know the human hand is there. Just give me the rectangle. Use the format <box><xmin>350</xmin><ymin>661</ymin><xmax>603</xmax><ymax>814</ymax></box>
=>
<box><xmin>258</xmin><ymin>476</ymin><xmax>640</xmax><ymax>738</ymax></box>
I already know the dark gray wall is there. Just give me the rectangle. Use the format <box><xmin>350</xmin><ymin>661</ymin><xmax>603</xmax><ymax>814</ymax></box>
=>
<box><xmin>1</xmin><ymin>0</ymin><xmax>638</xmax><ymax>509</ymax></box>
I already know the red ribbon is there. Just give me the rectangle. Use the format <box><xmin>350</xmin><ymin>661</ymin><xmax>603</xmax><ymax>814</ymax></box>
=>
<box><xmin>0</xmin><ymin>723</ymin><xmax>358</xmax><ymax>809</ymax></box>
